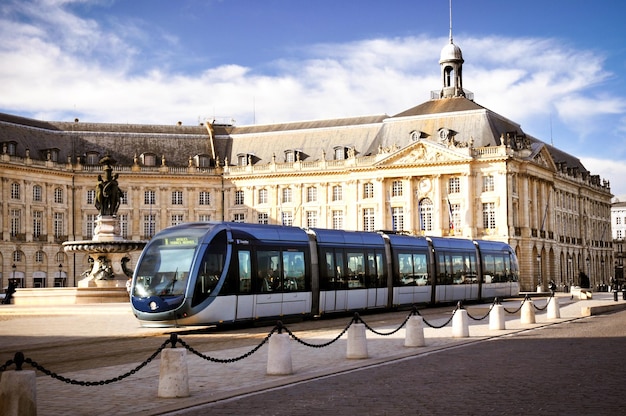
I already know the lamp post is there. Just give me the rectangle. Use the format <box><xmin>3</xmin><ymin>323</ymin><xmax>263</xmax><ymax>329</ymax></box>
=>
<box><xmin>58</xmin><ymin>263</ymin><xmax>63</xmax><ymax>287</ymax></box>
<box><xmin>568</xmin><ymin>255</ymin><xmax>572</xmax><ymax>292</ymax></box>
<box><xmin>536</xmin><ymin>254</ymin><xmax>542</xmax><ymax>292</ymax></box>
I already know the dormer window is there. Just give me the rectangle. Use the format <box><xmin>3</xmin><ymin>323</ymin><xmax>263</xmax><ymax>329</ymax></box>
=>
<box><xmin>284</xmin><ymin>149</ymin><xmax>301</xmax><ymax>163</ymax></box>
<box><xmin>141</xmin><ymin>153</ymin><xmax>157</xmax><ymax>166</ymax></box>
<box><xmin>42</xmin><ymin>148</ymin><xmax>59</xmax><ymax>162</ymax></box>
<box><xmin>333</xmin><ymin>146</ymin><xmax>347</xmax><ymax>160</ymax></box>
<box><xmin>3</xmin><ymin>141</ymin><xmax>17</xmax><ymax>155</ymax></box>
<box><xmin>85</xmin><ymin>152</ymin><xmax>100</xmax><ymax>165</ymax></box>
<box><xmin>194</xmin><ymin>154</ymin><xmax>212</xmax><ymax>168</ymax></box>
<box><xmin>237</xmin><ymin>153</ymin><xmax>250</xmax><ymax>166</ymax></box>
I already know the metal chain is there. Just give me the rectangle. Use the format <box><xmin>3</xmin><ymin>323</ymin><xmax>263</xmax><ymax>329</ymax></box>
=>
<box><xmin>359</xmin><ymin>310</ymin><xmax>414</xmax><ymax>336</ymax></box>
<box><xmin>465</xmin><ymin>299</ymin><xmax>497</xmax><ymax>321</ymax></box>
<box><xmin>415</xmin><ymin>304</ymin><xmax>459</xmax><ymax>329</ymax></box>
<box><xmin>15</xmin><ymin>338</ymin><xmax>171</xmax><ymax>386</ymax></box>
<box><xmin>177</xmin><ymin>327</ymin><xmax>277</xmax><ymax>363</ymax></box>
<box><xmin>284</xmin><ymin>317</ymin><xmax>354</xmax><ymax>348</ymax></box>
<box><xmin>0</xmin><ymin>359</ymin><xmax>14</xmax><ymax>373</ymax></box>
<box><xmin>503</xmin><ymin>295</ymin><xmax>528</xmax><ymax>314</ymax></box>
<box><xmin>532</xmin><ymin>292</ymin><xmax>554</xmax><ymax>311</ymax></box>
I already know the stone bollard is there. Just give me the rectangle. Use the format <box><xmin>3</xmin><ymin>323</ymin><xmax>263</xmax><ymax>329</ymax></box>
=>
<box><xmin>489</xmin><ymin>304</ymin><xmax>506</xmax><ymax>330</ymax></box>
<box><xmin>520</xmin><ymin>299</ymin><xmax>536</xmax><ymax>324</ymax></box>
<box><xmin>404</xmin><ymin>315</ymin><xmax>426</xmax><ymax>347</ymax></box>
<box><xmin>158</xmin><ymin>348</ymin><xmax>189</xmax><ymax>398</ymax></box>
<box><xmin>452</xmin><ymin>308</ymin><xmax>469</xmax><ymax>338</ymax></box>
<box><xmin>0</xmin><ymin>370</ymin><xmax>37</xmax><ymax>416</ymax></box>
<box><xmin>267</xmin><ymin>333</ymin><xmax>293</xmax><ymax>375</ymax></box>
<box><xmin>547</xmin><ymin>296</ymin><xmax>561</xmax><ymax>319</ymax></box>
<box><xmin>346</xmin><ymin>323</ymin><xmax>368</xmax><ymax>359</ymax></box>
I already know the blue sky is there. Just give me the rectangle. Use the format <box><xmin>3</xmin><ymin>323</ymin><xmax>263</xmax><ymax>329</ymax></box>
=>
<box><xmin>1</xmin><ymin>0</ymin><xmax>626</xmax><ymax>198</ymax></box>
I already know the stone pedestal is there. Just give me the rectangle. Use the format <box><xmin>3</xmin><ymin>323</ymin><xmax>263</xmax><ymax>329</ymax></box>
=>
<box><xmin>63</xmin><ymin>215</ymin><xmax>146</xmax><ymax>289</ymax></box>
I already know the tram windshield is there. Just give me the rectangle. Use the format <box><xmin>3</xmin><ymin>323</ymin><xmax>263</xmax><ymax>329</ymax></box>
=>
<box><xmin>133</xmin><ymin>230</ymin><xmax>204</xmax><ymax>298</ymax></box>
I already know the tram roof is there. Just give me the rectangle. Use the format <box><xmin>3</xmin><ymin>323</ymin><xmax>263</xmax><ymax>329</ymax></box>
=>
<box><xmin>384</xmin><ymin>234</ymin><xmax>430</xmax><ymax>249</ymax></box>
<box><xmin>474</xmin><ymin>239</ymin><xmax>511</xmax><ymax>252</ymax></box>
<box><xmin>310</xmin><ymin>228</ymin><xmax>385</xmax><ymax>247</ymax></box>
<box><xmin>428</xmin><ymin>236</ymin><xmax>477</xmax><ymax>250</ymax></box>
<box><xmin>226</xmin><ymin>222</ymin><xmax>310</xmax><ymax>243</ymax></box>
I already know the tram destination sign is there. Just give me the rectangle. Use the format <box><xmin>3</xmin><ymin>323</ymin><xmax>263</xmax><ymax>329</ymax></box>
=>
<box><xmin>163</xmin><ymin>236</ymin><xmax>197</xmax><ymax>246</ymax></box>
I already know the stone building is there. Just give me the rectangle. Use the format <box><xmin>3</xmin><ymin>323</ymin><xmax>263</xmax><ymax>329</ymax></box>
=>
<box><xmin>611</xmin><ymin>201</ymin><xmax>626</xmax><ymax>282</ymax></box>
<box><xmin>0</xmin><ymin>35</ymin><xmax>613</xmax><ymax>292</ymax></box>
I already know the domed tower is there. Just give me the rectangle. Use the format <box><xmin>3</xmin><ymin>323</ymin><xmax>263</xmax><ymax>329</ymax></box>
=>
<box><xmin>439</xmin><ymin>4</ymin><xmax>465</xmax><ymax>98</ymax></box>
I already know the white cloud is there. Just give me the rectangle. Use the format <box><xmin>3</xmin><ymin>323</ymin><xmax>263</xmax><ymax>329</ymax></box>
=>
<box><xmin>0</xmin><ymin>0</ymin><xmax>624</xmax><ymax>189</ymax></box>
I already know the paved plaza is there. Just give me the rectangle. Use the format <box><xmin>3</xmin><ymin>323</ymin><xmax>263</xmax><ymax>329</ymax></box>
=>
<box><xmin>1</xmin><ymin>293</ymin><xmax>626</xmax><ymax>415</ymax></box>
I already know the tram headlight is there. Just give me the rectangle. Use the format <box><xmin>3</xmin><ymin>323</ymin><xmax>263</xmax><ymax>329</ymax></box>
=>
<box><xmin>149</xmin><ymin>301</ymin><xmax>159</xmax><ymax>311</ymax></box>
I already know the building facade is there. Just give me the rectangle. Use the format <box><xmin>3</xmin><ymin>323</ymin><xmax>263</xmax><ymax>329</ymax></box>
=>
<box><xmin>0</xmin><ymin>36</ymin><xmax>613</xmax><ymax>292</ymax></box>
<box><xmin>611</xmin><ymin>201</ymin><xmax>626</xmax><ymax>283</ymax></box>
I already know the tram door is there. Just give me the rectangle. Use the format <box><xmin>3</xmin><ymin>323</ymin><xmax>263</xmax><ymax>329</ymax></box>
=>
<box><xmin>320</xmin><ymin>250</ymin><xmax>348</xmax><ymax>312</ymax></box>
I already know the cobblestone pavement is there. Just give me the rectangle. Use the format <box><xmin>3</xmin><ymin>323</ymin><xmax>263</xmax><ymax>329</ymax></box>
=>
<box><xmin>1</xmin><ymin>293</ymin><xmax>625</xmax><ymax>415</ymax></box>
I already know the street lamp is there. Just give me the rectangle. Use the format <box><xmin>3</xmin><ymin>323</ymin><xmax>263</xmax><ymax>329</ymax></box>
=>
<box><xmin>536</xmin><ymin>254</ymin><xmax>542</xmax><ymax>292</ymax></box>
<box><xmin>58</xmin><ymin>263</ymin><xmax>63</xmax><ymax>287</ymax></box>
<box><xmin>568</xmin><ymin>255</ymin><xmax>572</xmax><ymax>291</ymax></box>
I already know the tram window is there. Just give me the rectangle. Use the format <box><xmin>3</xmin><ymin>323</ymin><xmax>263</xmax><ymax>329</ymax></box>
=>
<box><xmin>493</xmin><ymin>255</ymin><xmax>506</xmax><ymax>283</ymax></box>
<box><xmin>398</xmin><ymin>252</ymin><xmax>429</xmax><ymax>286</ymax></box>
<box><xmin>134</xmin><ymin>243</ymin><xmax>194</xmax><ymax>298</ymax></box>
<box><xmin>346</xmin><ymin>252</ymin><xmax>365</xmax><ymax>289</ymax></box>
<box><xmin>256</xmin><ymin>250</ymin><xmax>281</xmax><ymax>292</ymax></box>
<box><xmin>482</xmin><ymin>253</ymin><xmax>516</xmax><ymax>283</ymax></box>
<box><xmin>283</xmin><ymin>250</ymin><xmax>306</xmax><ymax>291</ymax></box>
<box><xmin>238</xmin><ymin>250</ymin><xmax>252</xmax><ymax>293</ymax></box>
<box><xmin>482</xmin><ymin>254</ymin><xmax>495</xmax><ymax>283</ymax></box>
<box><xmin>366</xmin><ymin>252</ymin><xmax>384</xmax><ymax>288</ymax></box>
<box><xmin>320</xmin><ymin>250</ymin><xmax>335</xmax><ymax>290</ymax></box>
<box><xmin>398</xmin><ymin>253</ymin><xmax>413</xmax><ymax>284</ymax></box>
<box><xmin>334</xmin><ymin>251</ymin><xmax>346</xmax><ymax>289</ymax></box>
<box><xmin>450</xmin><ymin>253</ymin><xmax>477</xmax><ymax>284</ymax></box>
<box><xmin>192</xmin><ymin>231</ymin><xmax>227</xmax><ymax>306</ymax></box>
<box><xmin>437</xmin><ymin>252</ymin><xmax>452</xmax><ymax>285</ymax></box>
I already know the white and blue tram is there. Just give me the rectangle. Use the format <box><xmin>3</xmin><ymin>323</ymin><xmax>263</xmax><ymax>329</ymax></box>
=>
<box><xmin>130</xmin><ymin>222</ymin><xmax>519</xmax><ymax>326</ymax></box>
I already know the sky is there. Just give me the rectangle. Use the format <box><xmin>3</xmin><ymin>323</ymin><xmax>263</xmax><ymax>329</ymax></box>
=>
<box><xmin>1</xmin><ymin>0</ymin><xmax>626</xmax><ymax>199</ymax></box>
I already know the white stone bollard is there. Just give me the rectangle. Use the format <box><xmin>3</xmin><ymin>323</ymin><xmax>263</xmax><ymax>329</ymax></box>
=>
<box><xmin>267</xmin><ymin>333</ymin><xmax>293</xmax><ymax>375</ymax></box>
<box><xmin>158</xmin><ymin>348</ymin><xmax>189</xmax><ymax>398</ymax></box>
<box><xmin>404</xmin><ymin>315</ymin><xmax>426</xmax><ymax>347</ymax></box>
<box><xmin>346</xmin><ymin>323</ymin><xmax>368</xmax><ymax>359</ymax></box>
<box><xmin>489</xmin><ymin>304</ymin><xmax>506</xmax><ymax>330</ymax></box>
<box><xmin>520</xmin><ymin>299</ymin><xmax>536</xmax><ymax>324</ymax></box>
<box><xmin>0</xmin><ymin>370</ymin><xmax>37</xmax><ymax>416</ymax></box>
<box><xmin>452</xmin><ymin>309</ymin><xmax>470</xmax><ymax>338</ymax></box>
<box><xmin>547</xmin><ymin>296</ymin><xmax>561</xmax><ymax>319</ymax></box>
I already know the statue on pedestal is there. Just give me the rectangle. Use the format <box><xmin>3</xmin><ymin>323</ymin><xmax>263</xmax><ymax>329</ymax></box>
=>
<box><xmin>95</xmin><ymin>155</ymin><xmax>122</xmax><ymax>216</ymax></box>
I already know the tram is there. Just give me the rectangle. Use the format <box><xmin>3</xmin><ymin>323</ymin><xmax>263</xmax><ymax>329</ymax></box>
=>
<box><xmin>130</xmin><ymin>222</ymin><xmax>519</xmax><ymax>327</ymax></box>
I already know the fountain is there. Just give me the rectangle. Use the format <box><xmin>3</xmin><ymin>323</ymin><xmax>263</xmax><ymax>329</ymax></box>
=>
<box><xmin>63</xmin><ymin>155</ymin><xmax>147</xmax><ymax>290</ymax></box>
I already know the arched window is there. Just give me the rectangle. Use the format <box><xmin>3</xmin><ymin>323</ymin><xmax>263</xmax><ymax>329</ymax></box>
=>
<box><xmin>419</xmin><ymin>198</ymin><xmax>434</xmax><ymax>231</ymax></box>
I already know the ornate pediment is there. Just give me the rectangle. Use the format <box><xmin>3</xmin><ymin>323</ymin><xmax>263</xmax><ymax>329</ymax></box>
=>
<box><xmin>532</xmin><ymin>145</ymin><xmax>557</xmax><ymax>171</ymax></box>
<box><xmin>376</xmin><ymin>139</ymin><xmax>472</xmax><ymax>167</ymax></box>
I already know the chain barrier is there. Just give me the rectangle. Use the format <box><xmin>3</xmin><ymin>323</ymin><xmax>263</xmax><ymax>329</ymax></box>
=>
<box><xmin>357</xmin><ymin>310</ymin><xmax>415</xmax><ymax>336</ymax></box>
<box><xmin>176</xmin><ymin>327</ymin><xmax>277</xmax><ymax>363</ymax></box>
<box><xmin>2</xmin><ymin>296</ymin><xmax>554</xmax><ymax>386</ymax></box>
<box><xmin>465</xmin><ymin>298</ymin><xmax>497</xmax><ymax>321</ymax></box>
<box><xmin>503</xmin><ymin>295</ymin><xmax>529</xmax><ymax>314</ymax></box>
<box><xmin>284</xmin><ymin>315</ymin><xmax>355</xmax><ymax>348</ymax></box>
<box><xmin>414</xmin><ymin>303</ymin><xmax>459</xmax><ymax>328</ymax></box>
<box><xmin>0</xmin><ymin>337</ymin><xmax>174</xmax><ymax>386</ymax></box>
<box><xmin>532</xmin><ymin>292</ymin><xmax>554</xmax><ymax>311</ymax></box>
